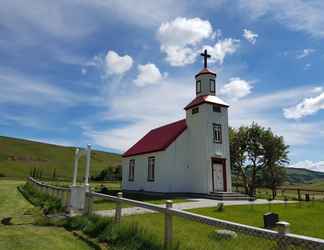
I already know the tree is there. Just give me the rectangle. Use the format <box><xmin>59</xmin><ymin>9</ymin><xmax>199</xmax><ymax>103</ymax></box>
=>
<box><xmin>229</xmin><ymin>126</ymin><xmax>249</xmax><ymax>193</ymax></box>
<box><xmin>245</xmin><ymin>123</ymin><xmax>266</xmax><ymax>196</ymax></box>
<box><xmin>261</xmin><ymin>130</ymin><xmax>289</xmax><ymax>199</ymax></box>
<box><xmin>230</xmin><ymin>123</ymin><xmax>289</xmax><ymax>196</ymax></box>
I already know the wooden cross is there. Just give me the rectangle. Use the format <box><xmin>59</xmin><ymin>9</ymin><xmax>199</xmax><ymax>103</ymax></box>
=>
<box><xmin>200</xmin><ymin>49</ymin><xmax>211</xmax><ymax>68</ymax></box>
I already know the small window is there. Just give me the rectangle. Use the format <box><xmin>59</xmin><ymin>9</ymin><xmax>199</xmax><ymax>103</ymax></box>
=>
<box><xmin>213</xmin><ymin>105</ymin><xmax>221</xmax><ymax>112</ymax></box>
<box><xmin>147</xmin><ymin>157</ymin><xmax>155</xmax><ymax>181</ymax></box>
<box><xmin>128</xmin><ymin>159</ymin><xmax>135</xmax><ymax>181</ymax></box>
<box><xmin>192</xmin><ymin>107</ymin><xmax>199</xmax><ymax>114</ymax></box>
<box><xmin>210</xmin><ymin>79</ymin><xmax>215</xmax><ymax>93</ymax></box>
<box><xmin>213</xmin><ymin>124</ymin><xmax>222</xmax><ymax>143</ymax></box>
<box><xmin>196</xmin><ymin>80</ymin><xmax>201</xmax><ymax>94</ymax></box>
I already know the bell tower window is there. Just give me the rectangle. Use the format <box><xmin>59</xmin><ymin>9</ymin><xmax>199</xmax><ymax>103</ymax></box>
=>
<box><xmin>213</xmin><ymin>124</ymin><xmax>222</xmax><ymax>143</ymax></box>
<box><xmin>196</xmin><ymin>80</ymin><xmax>201</xmax><ymax>94</ymax></box>
<box><xmin>210</xmin><ymin>79</ymin><xmax>215</xmax><ymax>93</ymax></box>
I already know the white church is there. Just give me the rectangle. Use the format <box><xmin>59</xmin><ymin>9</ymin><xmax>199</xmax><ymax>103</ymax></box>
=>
<box><xmin>122</xmin><ymin>50</ymin><xmax>236</xmax><ymax>198</ymax></box>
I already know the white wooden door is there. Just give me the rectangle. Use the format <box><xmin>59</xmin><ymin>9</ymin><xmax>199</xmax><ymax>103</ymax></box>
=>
<box><xmin>213</xmin><ymin>163</ymin><xmax>224</xmax><ymax>192</ymax></box>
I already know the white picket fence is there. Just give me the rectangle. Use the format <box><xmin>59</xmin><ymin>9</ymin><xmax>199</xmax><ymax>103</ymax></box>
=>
<box><xmin>27</xmin><ymin>177</ymin><xmax>324</xmax><ymax>249</ymax></box>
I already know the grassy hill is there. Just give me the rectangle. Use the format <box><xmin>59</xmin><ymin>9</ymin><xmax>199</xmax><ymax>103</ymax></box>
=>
<box><xmin>286</xmin><ymin>167</ymin><xmax>324</xmax><ymax>185</ymax></box>
<box><xmin>0</xmin><ymin>136</ymin><xmax>122</xmax><ymax>180</ymax></box>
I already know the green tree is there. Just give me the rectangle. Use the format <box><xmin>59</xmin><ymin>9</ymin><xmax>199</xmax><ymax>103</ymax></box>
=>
<box><xmin>261</xmin><ymin>129</ymin><xmax>289</xmax><ymax>199</ymax></box>
<box><xmin>229</xmin><ymin>126</ymin><xmax>249</xmax><ymax>193</ymax></box>
<box><xmin>230</xmin><ymin>123</ymin><xmax>289</xmax><ymax>196</ymax></box>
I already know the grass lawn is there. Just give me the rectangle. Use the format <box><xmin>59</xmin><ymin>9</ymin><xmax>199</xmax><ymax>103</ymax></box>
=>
<box><xmin>190</xmin><ymin>202</ymin><xmax>324</xmax><ymax>239</ymax></box>
<box><xmin>122</xmin><ymin>201</ymin><xmax>324</xmax><ymax>249</ymax></box>
<box><xmin>124</xmin><ymin>213</ymin><xmax>275</xmax><ymax>250</ymax></box>
<box><xmin>0</xmin><ymin>180</ymin><xmax>90</xmax><ymax>250</ymax></box>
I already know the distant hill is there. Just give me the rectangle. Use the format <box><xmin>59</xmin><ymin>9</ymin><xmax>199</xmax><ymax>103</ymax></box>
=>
<box><xmin>0</xmin><ymin>136</ymin><xmax>122</xmax><ymax>180</ymax></box>
<box><xmin>286</xmin><ymin>167</ymin><xmax>324</xmax><ymax>185</ymax></box>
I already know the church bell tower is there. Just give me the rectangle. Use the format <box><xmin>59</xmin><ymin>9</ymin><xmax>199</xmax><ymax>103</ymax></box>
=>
<box><xmin>195</xmin><ymin>50</ymin><xmax>217</xmax><ymax>97</ymax></box>
<box><xmin>184</xmin><ymin>49</ymin><xmax>232</xmax><ymax>194</ymax></box>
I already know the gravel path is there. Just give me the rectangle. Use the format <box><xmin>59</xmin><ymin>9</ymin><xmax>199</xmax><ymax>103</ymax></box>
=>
<box><xmin>95</xmin><ymin>198</ymin><xmax>293</xmax><ymax>217</ymax></box>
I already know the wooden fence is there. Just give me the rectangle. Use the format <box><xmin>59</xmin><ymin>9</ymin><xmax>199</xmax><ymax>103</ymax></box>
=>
<box><xmin>28</xmin><ymin>177</ymin><xmax>324</xmax><ymax>249</ymax></box>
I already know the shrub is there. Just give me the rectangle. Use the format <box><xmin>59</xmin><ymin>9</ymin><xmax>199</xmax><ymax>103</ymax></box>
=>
<box><xmin>20</xmin><ymin>183</ymin><xmax>63</xmax><ymax>214</ymax></box>
<box><xmin>64</xmin><ymin>215</ymin><xmax>179</xmax><ymax>250</ymax></box>
<box><xmin>0</xmin><ymin>173</ymin><xmax>5</xmax><ymax>177</ymax></box>
<box><xmin>64</xmin><ymin>216</ymin><xmax>89</xmax><ymax>231</ymax></box>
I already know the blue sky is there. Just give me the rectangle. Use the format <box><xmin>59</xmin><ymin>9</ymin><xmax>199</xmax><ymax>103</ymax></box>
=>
<box><xmin>1</xmin><ymin>0</ymin><xmax>324</xmax><ymax>171</ymax></box>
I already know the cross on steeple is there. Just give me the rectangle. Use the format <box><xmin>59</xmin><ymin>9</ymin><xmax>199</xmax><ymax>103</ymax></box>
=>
<box><xmin>200</xmin><ymin>49</ymin><xmax>211</xmax><ymax>68</ymax></box>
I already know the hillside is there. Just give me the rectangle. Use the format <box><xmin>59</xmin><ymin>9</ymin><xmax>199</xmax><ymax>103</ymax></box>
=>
<box><xmin>286</xmin><ymin>167</ymin><xmax>324</xmax><ymax>185</ymax></box>
<box><xmin>0</xmin><ymin>136</ymin><xmax>122</xmax><ymax>180</ymax></box>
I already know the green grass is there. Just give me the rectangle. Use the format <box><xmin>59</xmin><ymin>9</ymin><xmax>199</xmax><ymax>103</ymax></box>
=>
<box><xmin>0</xmin><ymin>135</ymin><xmax>121</xmax><ymax>179</ymax></box>
<box><xmin>190</xmin><ymin>202</ymin><xmax>324</xmax><ymax>239</ymax></box>
<box><xmin>0</xmin><ymin>180</ymin><xmax>90</xmax><ymax>250</ymax></box>
<box><xmin>124</xmin><ymin>213</ymin><xmax>275</xmax><ymax>250</ymax></box>
<box><xmin>123</xmin><ymin>202</ymin><xmax>324</xmax><ymax>249</ymax></box>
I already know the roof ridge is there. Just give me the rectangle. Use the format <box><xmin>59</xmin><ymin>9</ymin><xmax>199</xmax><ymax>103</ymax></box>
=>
<box><xmin>151</xmin><ymin>119</ymin><xmax>186</xmax><ymax>131</ymax></box>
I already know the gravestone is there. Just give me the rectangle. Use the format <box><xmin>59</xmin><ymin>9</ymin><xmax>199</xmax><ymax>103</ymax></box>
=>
<box><xmin>264</xmin><ymin>212</ymin><xmax>279</xmax><ymax>229</ymax></box>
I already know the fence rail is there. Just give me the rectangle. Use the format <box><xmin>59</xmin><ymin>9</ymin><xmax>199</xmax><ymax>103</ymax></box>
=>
<box><xmin>26</xmin><ymin>177</ymin><xmax>71</xmax><ymax>209</ymax></box>
<box><xmin>28</xmin><ymin>177</ymin><xmax>324</xmax><ymax>249</ymax></box>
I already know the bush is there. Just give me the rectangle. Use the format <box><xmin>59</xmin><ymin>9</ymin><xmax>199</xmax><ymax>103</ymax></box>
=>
<box><xmin>64</xmin><ymin>215</ymin><xmax>179</xmax><ymax>250</ymax></box>
<box><xmin>20</xmin><ymin>183</ymin><xmax>63</xmax><ymax>214</ymax></box>
<box><xmin>0</xmin><ymin>173</ymin><xmax>5</xmax><ymax>177</ymax></box>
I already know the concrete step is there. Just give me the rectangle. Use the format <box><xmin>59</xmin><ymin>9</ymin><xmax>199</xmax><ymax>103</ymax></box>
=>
<box><xmin>208</xmin><ymin>192</ymin><xmax>253</xmax><ymax>201</ymax></box>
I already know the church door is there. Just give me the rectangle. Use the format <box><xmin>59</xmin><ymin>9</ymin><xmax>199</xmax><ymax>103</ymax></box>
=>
<box><xmin>211</xmin><ymin>159</ymin><xmax>227</xmax><ymax>192</ymax></box>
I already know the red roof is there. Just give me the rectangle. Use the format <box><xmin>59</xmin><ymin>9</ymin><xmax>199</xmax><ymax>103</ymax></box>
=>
<box><xmin>123</xmin><ymin>119</ymin><xmax>187</xmax><ymax>157</ymax></box>
<box><xmin>184</xmin><ymin>95</ymin><xmax>229</xmax><ymax>110</ymax></box>
<box><xmin>195</xmin><ymin>68</ymin><xmax>216</xmax><ymax>78</ymax></box>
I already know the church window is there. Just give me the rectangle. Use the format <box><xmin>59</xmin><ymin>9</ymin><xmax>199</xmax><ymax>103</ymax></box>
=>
<box><xmin>128</xmin><ymin>159</ymin><xmax>135</xmax><ymax>181</ymax></box>
<box><xmin>147</xmin><ymin>157</ymin><xmax>155</xmax><ymax>181</ymax></box>
<box><xmin>192</xmin><ymin>107</ymin><xmax>199</xmax><ymax>114</ymax></box>
<box><xmin>210</xmin><ymin>79</ymin><xmax>215</xmax><ymax>93</ymax></box>
<box><xmin>213</xmin><ymin>124</ymin><xmax>222</xmax><ymax>143</ymax></box>
<box><xmin>196</xmin><ymin>80</ymin><xmax>201</xmax><ymax>94</ymax></box>
<box><xmin>213</xmin><ymin>105</ymin><xmax>221</xmax><ymax>112</ymax></box>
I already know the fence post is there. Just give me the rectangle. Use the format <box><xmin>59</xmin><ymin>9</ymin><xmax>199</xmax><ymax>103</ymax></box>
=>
<box><xmin>276</xmin><ymin>221</ymin><xmax>290</xmax><ymax>250</ymax></box>
<box><xmin>84</xmin><ymin>193</ymin><xmax>93</xmax><ymax>215</ymax></box>
<box><xmin>164</xmin><ymin>200</ymin><xmax>173</xmax><ymax>250</ymax></box>
<box><xmin>297</xmin><ymin>189</ymin><xmax>301</xmax><ymax>201</ymax></box>
<box><xmin>115</xmin><ymin>192</ymin><xmax>123</xmax><ymax>223</ymax></box>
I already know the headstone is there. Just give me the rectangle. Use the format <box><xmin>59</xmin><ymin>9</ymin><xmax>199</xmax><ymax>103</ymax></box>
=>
<box><xmin>263</xmin><ymin>212</ymin><xmax>279</xmax><ymax>229</ymax></box>
<box><xmin>305</xmin><ymin>193</ymin><xmax>310</xmax><ymax>202</ymax></box>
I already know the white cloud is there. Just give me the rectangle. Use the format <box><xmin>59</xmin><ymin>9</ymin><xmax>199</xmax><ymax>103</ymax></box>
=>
<box><xmin>157</xmin><ymin>17</ymin><xmax>213</xmax><ymax>47</ymax></box>
<box><xmin>134</xmin><ymin>63</ymin><xmax>164</xmax><ymax>87</ymax></box>
<box><xmin>162</xmin><ymin>46</ymin><xmax>197</xmax><ymax>67</ymax></box>
<box><xmin>203</xmin><ymin>38</ymin><xmax>240</xmax><ymax>65</ymax></box>
<box><xmin>220</xmin><ymin>77</ymin><xmax>252</xmax><ymax>100</ymax></box>
<box><xmin>238</xmin><ymin>0</ymin><xmax>324</xmax><ymax>38</ymax></box>
<box><xmin>283</xmin><ymin>92</ymin><xmax>324</xmax><ymax>119</ymax></box>
<box><xmin>243</xmin><ymin>29</ymin><xmax>258</xmax><ymax>44</ymax></box>
<box><xmin>228</xmin><ymin>85</ymin><xmax>324</xmax><ymax>146</ymax></box>
<box><xmin>105</xmin><ymin>51</ymin><xmax>133</xmax><ymax>75</ymax></box>
<box><xmin>296</xmin><ymin>49</ymin><xmax>315</xmax><ymax>59</ymax></box>
<box><xmin>83</xmin><ymin>77</ymin><xmax>193</xmax><ymax>151</ymax></box>
<box><xmin>0</xmin><ymin>69</ymin><xmax>83</xmax><ymax>107</ymax></box>
<box><xmin>304</xmin><ymin>63</ymin><xmax>311</xmax><ymax>70</ymax></box>
<box><xmin>157</xmin><ymin>17</ymin><xmax>213</xmax><ymax>66</ymax></box>
<box><xmin>289</xmin><ymin>160</ymin><xmax>324</xmax><ymax>173</ymax></box>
